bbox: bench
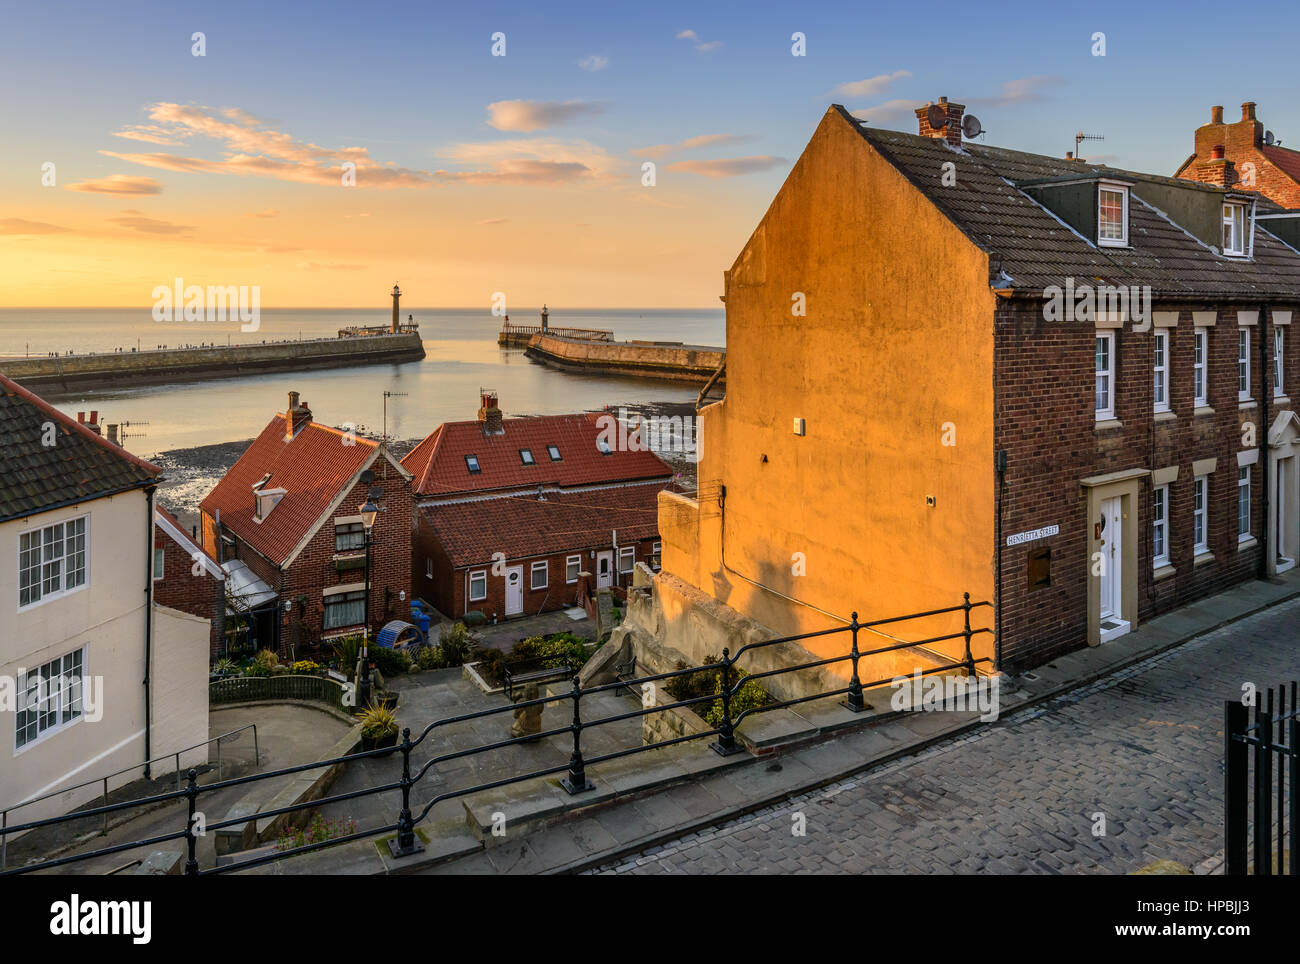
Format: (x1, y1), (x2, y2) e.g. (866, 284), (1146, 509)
(504, 663), (573, 700)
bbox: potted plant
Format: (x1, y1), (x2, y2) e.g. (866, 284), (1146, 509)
(357, 700), (400, 754)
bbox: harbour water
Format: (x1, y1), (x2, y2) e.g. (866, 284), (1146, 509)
(0, 307), (725, 457)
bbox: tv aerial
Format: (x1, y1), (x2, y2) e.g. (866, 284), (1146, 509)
(1075, 131), (1104, 159)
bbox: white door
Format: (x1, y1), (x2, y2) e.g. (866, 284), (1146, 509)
(1098, 496), (1129, 642)
(505, 565), (523, 616)
(1278, 458), (1296, 573)
(596, 551), (613, 589)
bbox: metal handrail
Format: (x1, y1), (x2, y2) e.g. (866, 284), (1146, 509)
(0, 723), (257, 870)
(0, 595), (992, 876)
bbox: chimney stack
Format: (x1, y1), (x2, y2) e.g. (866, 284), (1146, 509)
(107, 424), (119, 445)
(1242, 102), (1257, 122)
(915, 96), (966, 148)
(285, 391), (312, 440)
(477, 390), (503, 435)
(391, 283), (402, 334)
(1211, 105), (1224, 125)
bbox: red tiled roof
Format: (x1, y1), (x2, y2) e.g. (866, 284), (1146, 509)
(401, 411), (673, 498)
(199, 413), (377, 566)
(1262, 145), (1300, 191)
(421, 482), (665, 568)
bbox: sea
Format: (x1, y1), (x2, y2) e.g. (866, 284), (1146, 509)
(0, 307), (725, 458)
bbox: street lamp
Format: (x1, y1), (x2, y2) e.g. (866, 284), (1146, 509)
(358, 492), (380, 708)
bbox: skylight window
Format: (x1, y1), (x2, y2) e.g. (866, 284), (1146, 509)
(547, 444), (562, 461)
(465, 454), (480, 474)
(519, 448), (535, 465)
(1098, 184), (1128, 247)
(1223, 202), (1247, 256)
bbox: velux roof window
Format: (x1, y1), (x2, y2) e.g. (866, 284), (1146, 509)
(519, 448), (535, 466)
(547, 444), (562, 461)
(1098, 183), (1129, 247)
(465, 454), (481, 474)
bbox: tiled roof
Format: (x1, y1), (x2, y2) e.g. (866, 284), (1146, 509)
(420, 482), (665, 568)
(402, 411), (673, 498)
(1261, 145), (1300, 193)
(842, 108), (1300, 299)
(0, 374), (161, 523)
(155, 502), (224, 579)
(199, 413), (377, 566)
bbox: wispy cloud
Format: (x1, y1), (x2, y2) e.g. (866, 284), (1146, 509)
(477, 217), (509, 225)
(486, 99), (609, 132)
(243, 208), (280, 219)
(968, 75), (1066, 107)
(850, 99), (925, 125)
(665, 155), (787, 177)
(440, 137), (616, 183)
(109, 210), (192, 235)
(0, 218), (70, 235)
(577, 55), (609, 72)
(831, 71), (912, 100)
(66, 174), (163, 196)
(637, 133), (751, 159)
(676, 28), (722, 52)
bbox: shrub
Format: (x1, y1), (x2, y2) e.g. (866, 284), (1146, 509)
(211, 657), (237, 676)
(275, 813), (357, 853)
(415, 645), (445, 671)
(291, 659), (320, 673)
(331, 635), (362, 670)
(371, 645), (411, 677)
(356, 700), (398, 739)
(664, 654), (771, 728)
(508, 633), (591, 672)
(439, 622), (476, 666)
(253, 648), (279, 672)
(473, 645), (505, 684)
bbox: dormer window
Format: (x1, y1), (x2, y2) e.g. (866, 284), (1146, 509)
(1223, 202), (1247, 256)
(547, 445), (561, 461)
(253, 487), (286, 521)
(465, 454), (480, 474)
(1098, 184), (1128, 247)
(519, 448), (535, 466)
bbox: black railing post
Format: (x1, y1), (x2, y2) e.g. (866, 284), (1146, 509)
(841, 612), (868, 713)
(1224, 700), (1248, 876)
(710, 648), (740, 756)
(1290, 714), (1298, 877)
(561, 676), (592, 794)
(1254, 694), (1273, 875)
(961, 592), (975, 677)
(388, 727), (424, 858)
(183, 768), (199, 876)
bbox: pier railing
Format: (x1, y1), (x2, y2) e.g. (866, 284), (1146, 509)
(0, 594), (992, 875)
(498, 323), (613, 345)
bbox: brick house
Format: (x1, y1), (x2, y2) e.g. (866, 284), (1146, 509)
(153, 502), (226, 657)
(402, 392), (675, 621)
(200, 392), (414, 657)
(1175, 102), (1300, 209)
(651, 100), (1300, 682)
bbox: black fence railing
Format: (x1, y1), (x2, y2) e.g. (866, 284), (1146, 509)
(1, 595), (992, 876)
(1224, 682), (1299, 876)
(209, 674), (349, 712)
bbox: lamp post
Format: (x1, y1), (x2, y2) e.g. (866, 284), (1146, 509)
(358, 493), (380, 708)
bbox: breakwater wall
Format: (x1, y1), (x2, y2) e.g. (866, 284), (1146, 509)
(524, 333), (725, 383)
(0, 332), (425, 394)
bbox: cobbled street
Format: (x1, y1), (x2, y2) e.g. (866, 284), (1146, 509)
(594, 598), (1300, 875)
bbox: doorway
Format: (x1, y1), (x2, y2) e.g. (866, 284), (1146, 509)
(1097, 496), (1130, 642)
(596, 551), (613, 589)
(505, 565), (523, 616)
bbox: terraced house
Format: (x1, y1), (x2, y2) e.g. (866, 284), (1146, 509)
(649, 100), (1300, 683)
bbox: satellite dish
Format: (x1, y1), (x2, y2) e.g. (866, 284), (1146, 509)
(962, 114), (983, 139)
(927, 103), (948, 131)
(1265, 130), (1275, 146)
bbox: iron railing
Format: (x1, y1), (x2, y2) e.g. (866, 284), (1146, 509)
(210, 674), (349, 711)
(1224, 681), (1298, 875)
(1, 723), (258, 871)
(0, 595), (992, 876)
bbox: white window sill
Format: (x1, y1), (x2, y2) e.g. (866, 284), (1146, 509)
(1239, 398), (1256, 410)
(1194, 405), (1214, 417)
(1238, 536), (1258, 551)
(1154, 409), (1176, 422)
(1274, 394), (1290, 405)
(1153, 563), (1176, 581)
(1193, 550), (1215, 568)
(1094, 417), (1122, 431)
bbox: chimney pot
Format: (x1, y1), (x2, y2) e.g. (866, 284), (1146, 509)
(1211, 105), (1224, 125)
(1242, 102), (1257, 121)
(1066, 151), (1074, 160)
(1211, 144), (1226, 160)
(77, 412), (85, 423)
(284, 391), (311, 439)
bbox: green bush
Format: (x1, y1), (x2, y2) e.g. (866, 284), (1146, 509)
(439, 622), (476, 667)
(331, 635), (361, 670)
(664, 654), (771, 728)
(415, 645), (445, 671)
(371, 646), (412, 677)
(473, 645), (505, 684)
(508, 632), (591, 672)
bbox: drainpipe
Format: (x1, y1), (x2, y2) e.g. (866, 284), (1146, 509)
(994, 449), (1006, 672)
(143, 485), (156, 779)
(1259, 301), (1271, 581)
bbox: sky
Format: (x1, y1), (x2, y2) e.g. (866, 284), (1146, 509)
(2, 0), (1299, 309)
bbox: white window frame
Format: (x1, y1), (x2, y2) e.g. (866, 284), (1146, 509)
(1152, 485), (1170, 568)
(617, 546), (635, 575)
(1193, 475), (1209, 554)
(1238, 466), (1252, 542)
(530, 560), (548, 590)
(1095, 331), (1116, 420)
(1152, 330), (1169, 413)
(334, 521), (365, 552)
(1238, 327), (1251, 401)
(519, 448), (535, 466)
(1193, 327), (1208, 407)
(153, 546), (165, 580)
(18, 516), (89, 610)
(1274, 328), (1284, 397)
(468, 570), (487, 603)
(1098, 184), (1129, 247)
(15, 647), (86, 751)
(565, 554), (581, 584)
(547, 445), (562, 462)
(1223, 202), (1247, 256)
(652, 542), (662, 569)
(322, 589), (366, 630)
